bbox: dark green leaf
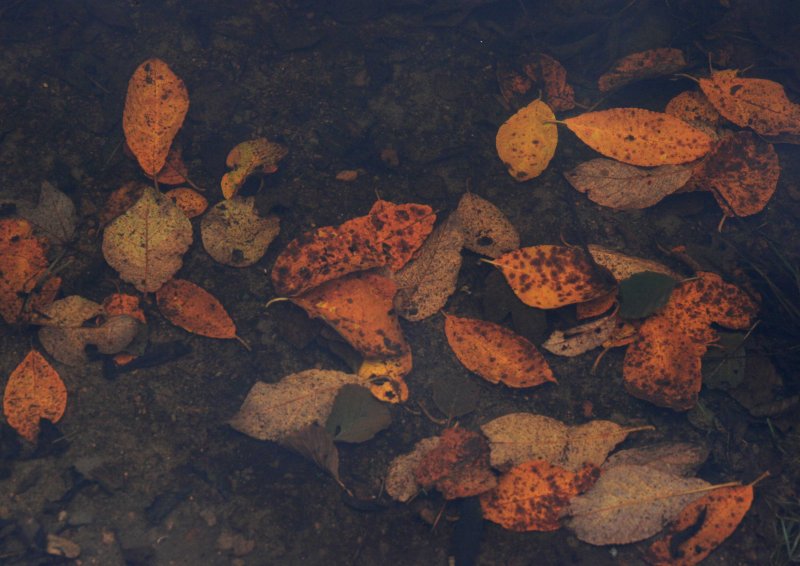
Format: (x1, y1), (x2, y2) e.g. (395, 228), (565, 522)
(618, 271), (677, 319)
(325, 385), (391, 443)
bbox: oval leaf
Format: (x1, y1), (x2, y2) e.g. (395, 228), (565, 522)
(156, 278), (238, 340)
(496, 99), (558, 181)
(3, 350), (66, 442)
(201, 197), (280, 267)
(324, 384), (391, 443)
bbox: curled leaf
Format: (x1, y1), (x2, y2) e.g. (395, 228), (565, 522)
(221, 138), (288, 199)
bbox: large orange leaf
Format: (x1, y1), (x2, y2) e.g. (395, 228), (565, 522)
(488, 245), (614, 309)
(699, 70), (800, 136)
(444, 314), (556, 388)
(496, 99), (558, 181)
(645, 484), (753, 565)
(3, 350), (66, 442)
(480, 460), (599, 532)
(123, 58), (189, 176)
(0, 218), (51, 324)
(562, 108), (713, 166)
(156, 278), (243, 343)
(291, 272), (409, 359)
(367, 200), (435, 271)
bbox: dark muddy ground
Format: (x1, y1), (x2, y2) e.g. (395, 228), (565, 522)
(1, 0), (799, 564)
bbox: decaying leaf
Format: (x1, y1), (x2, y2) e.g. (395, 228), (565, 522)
(99, 182), (145, 227)
(221, 138), (288, 199)
(432, 372), (480, 419)
(498, 53), (575, 112)
(394, 216), (464, 321)
(325, 384), (391, 443)
(480, 460), (599, 531)
(598, 48), (686, 93)
(385, 436), (441, 502)
(618, 271), (678, 319)
(567, 464), (713, 545)
(17, 182), (77, 244)
(699, 70), (800, 136)
(369, 199), (436, 271)
(496, 99), (558, 181)
(102, 187), (193, 293)
(101, 293), (147, 366)
(453, 193), (519, 258)
(542, 314), (625, 357)
(229, 369), (362, 442)
(3, 350), (67, 442)
(564, 159), (692, 209)
(123, 58), (189, 176)
(645, 483), (753, 565)
(604, 442), (709, 478)
(156, 278), (242, 342)
(38, 315), (141, 366)
(201, 197), (280, 267)
(588, 245), (681, 282)
(0, 218), (50, 324)
(665, 90), (722, 128)
(490, 245), (614, 309)
(283, 424), (342, 487)
(33, 295), (102, 327)
(165, 187), (208, 219)
(414, 427), (497, 499)
(357, 350), (412, 404)
(148, 145), (189, 185)
(563, 108), (713, 166)
(444, 314), (556, 388)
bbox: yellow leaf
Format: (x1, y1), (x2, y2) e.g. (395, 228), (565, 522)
(496, 99), (558, 181)
(221, 138), (288, 199)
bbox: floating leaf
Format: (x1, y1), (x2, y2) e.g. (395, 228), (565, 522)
(229, 369), (362, 442)
(3, 350), (66, 442)
(385, 436), (441, 502)
(38, 315), (141, 366)
(453, 193), (519, 258)
(17, 182), (77, 244)
(0, 218), (50, 324)
(699, 70), (800, 136)
(598, 48), (686, 92)
(201, 197), (280, 267)
(164, 187), (208, 218)
(444, 314), (556, 388)
(156, 278), (242, 343)
(618, 271), (678, 319)
(542, 314), (627, 357)
(480, 460), (599, 531)
(604, 442), (709, 478)
(221, 138), (288, 199)
(564, 159), (692, 209)
(496, 99), (558, 181)
(562, 108), (713, 166)
(123, 58), (189, 176)
(102, 187), (193, 293)
(325, 384), (391, 443)
(489, 245), (614, 309)
(567, 464), (713, 545)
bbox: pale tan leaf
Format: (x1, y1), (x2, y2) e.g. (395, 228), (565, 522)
(604, 442), (709, 477)
(38, 315), (141, 366)
(17, 182), (77, 244)
(453, 193), (519, 258)
(32, 296), (102, 327)
(542, 314), (621, 357)
(385, 437), (441, 502)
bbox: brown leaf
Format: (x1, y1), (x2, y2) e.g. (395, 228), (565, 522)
(542, 314), (624, 357)
(588, 245), (682, 282)
(17, 182), (77, 245)
(598, 48), (686, 92)
(665, 90), (722, 128)
(3, 350), (67, 442)
(164, 187), (208, 219)
(282, 424), (342, 486)
(385, 436), (441, 502)
(221, 138), (288, 199)
(38, 315), (141, 366)
(156, 278), (241, 341)
(453, 193), (519, 258)
(32, 295), (102, 327)
(0, 218), (50, 324)
(99, 182), (145, 227)
(201, 197), (280, 267)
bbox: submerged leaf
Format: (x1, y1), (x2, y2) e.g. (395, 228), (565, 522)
(3, 350), (67, 442)
(201, 197), (280, 267)
(453, 193), (519, 258)
(221, 138), (288, 199)
(496, 99), (558, 181)
(325, 384), (391, 443)
(618, 271), (677, 319)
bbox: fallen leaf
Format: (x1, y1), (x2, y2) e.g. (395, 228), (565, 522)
(17, 182), (77, 244)
(99, 182), (145, 227)
(604, 442), (709, 477)
(414, 427), (497, 499)
(0, 218), (50, 324)
(325, 384), (391, 443)
(453, 193), (519, 258)
(567, 464), (713, 545)
(221, 138), (288, 199)
(102, 293), (146, 366)
(563, 108), (713, 166)
(432, 372), (480, 419)
(598, 48), (686, 92)
(357, 350), (412, 404)
(38, 315), (141, 366)
(229, 369), (362, 442)
(618, 271), (678, 319)
(368, 200), (436, 271)
(575, 289), (617, 320)
(201, 197), (280, 267)
(165, 187), (208, 218)
(564, 159), (692, 209)
(444, 314), (556, 388)
(282, 424), (343, 487)
(489, 245), (614, 309)
(385, 436), (441, 502)
(123, 58), (189, 176)
(699, 70), (800, 136)
(480, 460), (599, 531)
(542, 314), (627, 357)
(588, 245), (682, 281)
(102, 186), (193, 293)
(498, 53), (575, 112)
(496, 99), (558, 181)
(665, 90), (722, 128)
(156, 278), (242, 343)
(3, 350), (66, 442)
(148, 145), (189, 185)
(33, 295), (102, 327)
(645, 484), (753, 565)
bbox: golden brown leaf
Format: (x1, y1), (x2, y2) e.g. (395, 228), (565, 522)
(148, 145), (189, 185)
(0, 218), (51, 324)
(385, 436), (441, 502)
(165, 187), (208, 218)
(3, 350), (66, 442)
(598, 48), (686, 93)
(496, 99), (558, 181)
(453, 193), (519, 258)
(201, 197), (280, 267)
(156, 278), (240, 342)
(358, 350), (412, 404)
(665, 90), (721, 127)
(102, 293), (146, 366)
(123, 58), (189, 176)
(220, 138), (288, 199)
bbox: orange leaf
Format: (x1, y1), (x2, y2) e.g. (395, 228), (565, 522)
(665, 90), (721, 127)
(699, 70), (800, 136)
(598, 48), (686, 92)
(99, 182), (145, 227)
(563, 108), (713, 166)
(292, 272), (409, 359)
(496, 99), (558, 181)
(148, 145), (189, 185)
(358, 350), (412, 404)
(164, 187), (208, 219)
(3, 350), (66, 442)
(444, 314), (556, 388)
(521, 53), (575, 112)
(367, 200), (436, 271)
(0, 218), (50, 324)
(489, 245), (614, 309)
(156, 278), (239, 341)
(123, 58), (189, 176)
(645, 484), (753, 566)
(221, 138), (288, 199)
(480, 460), (600, 532)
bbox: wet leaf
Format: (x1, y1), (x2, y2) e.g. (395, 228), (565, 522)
(282, 424), (342, 486)
(598, 48), (686, 92)
(445, 314), (556, 388)
(102, 293), (147, 366)
(567, 464), (713, 545)
(148, 145), (189, 185)
(699, 70), (800, 136)
(156, 278), (241, 342)
(480, 460), (599, 531)
(565, 159), (692, 209)
(588, 245), (681, 282)
(542, 314), (627, 357)
(498, 53), (575, 112)
(432, 372), (480, 419)
(562, 108), (713, 166)
(325, 384), (391, 443)
(221, 138), (288, 199)
(604, 442), (709, 478)
(38, 315), (141, 366)
(0, 218), (50, 324)
(229, 369), (362, 442)
(3, 350), (66, 442)
(369, 199), (436, 271)
(618, 271), (678, 319)
(489, 245), (614, 309)
(201, 197), (280, 267)
(17, 182), (77, 244)
(357, 350), (412, 404)
(453, 193), (519, 258)
(99, 182), (145, 227)
(164, 187), (208, 218)
(414, 427), (497, 500)
(702, 331), (747, 391)
(496, 99), (558, 181)
(665, 91), (722, 128)
(123, 58), (189, 175)
(102, 186), (193, 293)
(33, 295), (102, 327)
(385, 436), (441, 502)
